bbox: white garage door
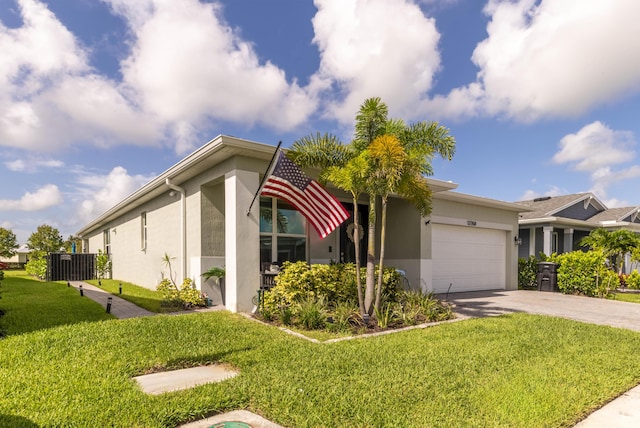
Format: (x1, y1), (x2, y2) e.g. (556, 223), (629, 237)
(432, 224), (506, 293)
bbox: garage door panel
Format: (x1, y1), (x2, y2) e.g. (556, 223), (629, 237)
(432, 224), (506, 293)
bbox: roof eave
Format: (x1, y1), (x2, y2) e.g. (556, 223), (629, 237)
(436, 191), (532, 212)
(76, 135), (277, 237)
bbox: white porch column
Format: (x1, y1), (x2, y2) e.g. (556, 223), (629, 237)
(543, 226), (553, 256)
(563, 228), (574, 253)
(528, 228), (535, 257)
(225, 169), (260, 312)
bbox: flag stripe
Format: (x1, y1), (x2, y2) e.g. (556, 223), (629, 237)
(262, 181), (330, 236)
(260, 151), (349, 239)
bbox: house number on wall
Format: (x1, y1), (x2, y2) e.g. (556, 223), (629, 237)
(467, 220), (477, 226)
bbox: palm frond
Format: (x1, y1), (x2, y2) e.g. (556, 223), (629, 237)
(288, 132), (353, 169)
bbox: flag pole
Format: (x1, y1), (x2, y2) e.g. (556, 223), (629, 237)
(246, 140), (283, 216)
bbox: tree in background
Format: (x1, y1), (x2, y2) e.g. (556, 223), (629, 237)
(0, 227), (18, 259)
(27, 225), (64, 258)
(64, 235), (83, 253)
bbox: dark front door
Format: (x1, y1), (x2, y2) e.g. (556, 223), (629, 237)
(339, 203), (368, 265)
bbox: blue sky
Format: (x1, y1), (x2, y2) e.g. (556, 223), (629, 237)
(1, 0), (640, 244)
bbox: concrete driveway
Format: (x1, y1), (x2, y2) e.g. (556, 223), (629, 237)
(444, 289), (640, 332)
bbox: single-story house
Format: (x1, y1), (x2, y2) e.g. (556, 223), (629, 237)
(76, 135), (528, 312)
(0, 244), (31, 267)
(516, 193), (640, 271)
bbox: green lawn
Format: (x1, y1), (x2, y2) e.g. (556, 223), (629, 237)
(613, 291), (640, 304)
(0, 270), (113, 336)
(85, 278), (182, 313)
(2, 273), (640, 427)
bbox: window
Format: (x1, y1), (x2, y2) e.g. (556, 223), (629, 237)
(259, 197), (307, 268)
(140, 212), (147, 251)
(103, 229), (111, 255)
(552, 232), (559, 253)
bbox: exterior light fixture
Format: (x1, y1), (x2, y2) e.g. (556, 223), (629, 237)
(79, 284), (84, 297)
(106, 297), (112, 314)
(514, 236), (522, 246)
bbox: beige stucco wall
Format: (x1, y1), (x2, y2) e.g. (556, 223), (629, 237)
(83, 191), (184, 288)
(84, 157), (267, 305)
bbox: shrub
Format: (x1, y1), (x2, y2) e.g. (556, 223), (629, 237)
(518, 256), (538, 290)
(374, 302), (395, 328)
(262, 261), (401, 316)
(294, 296), (328, 330)
(626, 270), (640, 289)
(551, 250), (616, 297)
(396, 290), (453, 323)
(25, 257), (47, 280)
(96, 250), (111, 279)
(156, 277), (204, 309)
(327, 301), (362, 332)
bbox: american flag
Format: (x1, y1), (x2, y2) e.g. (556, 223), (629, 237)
(260, 151), (350, 239)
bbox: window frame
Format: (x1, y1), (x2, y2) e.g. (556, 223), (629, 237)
(140, 211), (147, 251)
(259, 197), (308, 267)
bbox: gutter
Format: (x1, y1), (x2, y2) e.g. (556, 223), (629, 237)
(166, 178), (187, 280)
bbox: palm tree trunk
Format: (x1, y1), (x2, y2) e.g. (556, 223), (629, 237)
(374, 197), (387, 312)
(364, 193), (376, 314)
(352, 199), (365, 316)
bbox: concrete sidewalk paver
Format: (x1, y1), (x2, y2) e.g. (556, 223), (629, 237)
(574, 384), (640, 427)
(134, 365), (238, 395)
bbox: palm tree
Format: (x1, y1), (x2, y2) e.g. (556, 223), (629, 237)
(352, 98), (390, 314)
(290, 97), (456, 315)
(581, 228), (640, 274)
(368, 135), (407, 310)
(289, 133), (369, 315)
(325, 152), (370, 315)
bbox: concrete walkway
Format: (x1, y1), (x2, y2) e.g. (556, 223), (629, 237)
(69, 281), (155, 318)
(445, 290), (640, 427)
(69, 281), (223, 319)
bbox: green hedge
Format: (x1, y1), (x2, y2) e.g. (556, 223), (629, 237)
(518, 255), (538, 290)
(550, 250), (618, 297)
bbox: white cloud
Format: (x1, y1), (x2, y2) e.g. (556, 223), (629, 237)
(74, 166), (154, 224)
(0, 184), (63, 211)
(3, 0), (313, 155)
(0, 0), (160, 151)
(108, 0), (316, 153)
(5, 157), (64, 172)
(552, 121), (635, 171)
(432, 0), (640, 121)
(311, 0), (441, 123)
(552, 121), (640, 203)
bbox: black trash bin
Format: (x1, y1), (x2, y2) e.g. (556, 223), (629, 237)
(537, 262), (558, 292)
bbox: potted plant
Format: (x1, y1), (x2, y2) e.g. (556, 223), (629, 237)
(201, 267), (225, 306)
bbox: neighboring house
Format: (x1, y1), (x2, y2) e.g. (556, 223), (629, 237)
(0, 244), (31, 267)
(516, 193), (640, 271)
(76, 135), (528, 312)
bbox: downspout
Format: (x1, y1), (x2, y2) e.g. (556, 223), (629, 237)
(166, 178), (187, 281)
